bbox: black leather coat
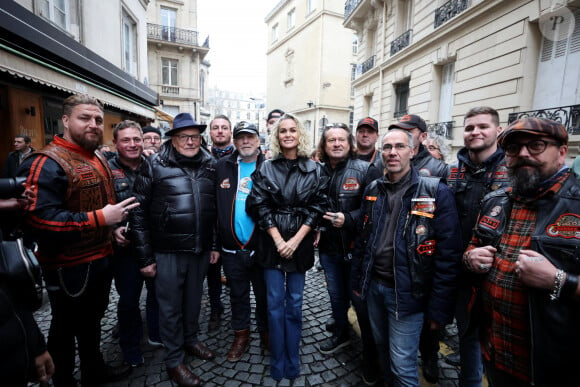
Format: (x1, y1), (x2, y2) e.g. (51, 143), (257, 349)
(319, 157), (372, 257)
(131, 143), (217, 268)
(246, 156), (328, 273)
(413, 144), (449, 179)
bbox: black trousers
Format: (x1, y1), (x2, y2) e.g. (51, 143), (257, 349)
(44, 257), (112, 387)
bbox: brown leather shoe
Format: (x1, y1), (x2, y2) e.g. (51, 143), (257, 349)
(185, 342), (215, 360)
(260, 331), (270, 352)
(167, 364), (203, 386)
(227, 329), (250, 362)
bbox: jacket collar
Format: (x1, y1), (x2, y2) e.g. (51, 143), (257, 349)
(456, 147), (505, 170)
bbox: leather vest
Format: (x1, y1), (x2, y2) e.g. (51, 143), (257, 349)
(37, 143), (115, 262)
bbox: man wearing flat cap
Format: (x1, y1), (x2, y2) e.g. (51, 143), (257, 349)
(131, 112), (218, 386)
(463, 118), (580, 386)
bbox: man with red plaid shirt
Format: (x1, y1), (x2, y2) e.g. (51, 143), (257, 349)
(464, 117), (580, 387)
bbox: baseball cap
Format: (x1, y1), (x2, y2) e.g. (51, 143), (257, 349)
(267, 109), (285, 122)
(356, 117), (379, 132)
(142, 126), (161, 136)
(498, 117), (568, 146)
(233, 121), (259, 138)
(388, 114), (427, 133)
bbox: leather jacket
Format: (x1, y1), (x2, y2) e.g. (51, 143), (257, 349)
(131, 143), (217, 268)
(413, 144), (449, 179)
(472, 171), (580, 386)
(319, 157), (372, 257)
(352, 168), (462, 325)
(246, 155), (328, 273)
(108, 155), (144, 203)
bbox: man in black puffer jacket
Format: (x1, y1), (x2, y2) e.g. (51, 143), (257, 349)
(131, 113), (218, 387)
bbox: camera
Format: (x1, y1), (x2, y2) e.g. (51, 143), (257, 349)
(0, 177), (26, 199)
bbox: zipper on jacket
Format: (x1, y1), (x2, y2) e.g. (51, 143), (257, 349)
(361, 195), (385, 297)
(393, 196), (409, 321)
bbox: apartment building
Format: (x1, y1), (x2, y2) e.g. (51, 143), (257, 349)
(146, 0), (209, 129)
(0, 0), (158, 160)
(266, 0), (357, 148)
(344, 0), (579, 156)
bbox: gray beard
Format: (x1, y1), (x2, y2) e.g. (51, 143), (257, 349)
(509, 167), (542, 197)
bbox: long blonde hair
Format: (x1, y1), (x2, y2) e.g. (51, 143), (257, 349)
(268, 113), (311, 158)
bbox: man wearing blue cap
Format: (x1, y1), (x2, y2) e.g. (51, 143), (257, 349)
(131, 112), (218, 386)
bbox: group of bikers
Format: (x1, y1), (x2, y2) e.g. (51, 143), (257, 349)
(2, 94), (579, 387)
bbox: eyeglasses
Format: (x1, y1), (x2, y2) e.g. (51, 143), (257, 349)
(175, 134), (202, 143)
(504, 139), (560, 157)
(382, 143), (410, 152)
(143, 137), (161, 143)
(426, 145), (440, 151)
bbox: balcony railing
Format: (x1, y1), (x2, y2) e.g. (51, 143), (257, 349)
(390, 29), (412, 56)
(434, 0), (469, 29)
(507, 105), (580, 135)
(147, 23), (198, 46)
(361, 55), (376, 75)
(344, 0), (362, 21)
(161, 85), (179, 96)
(427, 121), (454, 140)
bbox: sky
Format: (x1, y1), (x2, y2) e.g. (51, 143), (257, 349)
(197, 1), (281, 95)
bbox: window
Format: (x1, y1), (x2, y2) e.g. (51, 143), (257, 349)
(307, 0), (316, 14)
(162, 59), (178, 86)
(199, 71), (206, 106)
(271, 23), (279, 43)
(351, 64), (357, 96)
(352, 34), (359, 55)
(161, 7), (177, 41)
(122, 10), (138, 77)
(394, 81), (409, 118)
(287, 8), (295, 30)
(397, 0), (414, 35)
(39, 0), (69, 30)
(438, 62), (455, 122)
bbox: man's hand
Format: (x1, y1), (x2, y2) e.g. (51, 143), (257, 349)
(323, 211), (345, 228)
(516, 249), (557, 289)
(102, 197), (139, 226)
(113, 226), (130, 246)
(463, 246), (496, 273)
(35, 350), (55, 383)
(140, 263), (156, 278)
(210, 250), (220, 264)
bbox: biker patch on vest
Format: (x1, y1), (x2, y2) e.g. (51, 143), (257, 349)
(112, 169), (126, 179)
(342, 177), (360, 191)
(411, 197), (435, 218)
(490, 206), (502, 217)
(415, 225), (427, 235)
(449, 167), (465, 180)
(76, 164), (96, 181)
(418, 168), (433, 177)
(546, 214), (580, 239)
(416, 239), (436, 255)
(220, 178), (231, 189)
(479, 215), (500, 230)
(365, 195), (377, 201)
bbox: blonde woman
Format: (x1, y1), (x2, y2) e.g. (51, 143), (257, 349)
(247, 113), (328, 381)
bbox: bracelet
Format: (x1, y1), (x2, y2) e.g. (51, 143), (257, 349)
(561, 273), (579, 299)
(550, 269), (565, 301)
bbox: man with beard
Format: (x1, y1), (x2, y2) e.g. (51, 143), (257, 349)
(463, 118), (580, 386)
(446, 107), (510, 386)
(18, 94), (137, 386)
(206, 114), (234, 331)
(215, 121), (268, 362)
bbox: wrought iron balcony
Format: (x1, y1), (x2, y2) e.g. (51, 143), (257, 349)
(507, 105), (580, 135)
(390, 29), (412, 56)
(344, 0), (362, 21)
(427, 121), (454, 140)
(147, 23), (199, 46)
(434, 0), (469, 29)
(361, 55), (376, 75)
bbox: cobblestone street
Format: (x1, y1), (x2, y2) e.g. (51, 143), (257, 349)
(33, 267), (462, 386)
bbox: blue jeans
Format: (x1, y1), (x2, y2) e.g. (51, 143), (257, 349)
(367, 280), (424, 387)
(112, 248), (160, 360)
(319, 252), (351, 334)
(264, 268), (305, 381)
